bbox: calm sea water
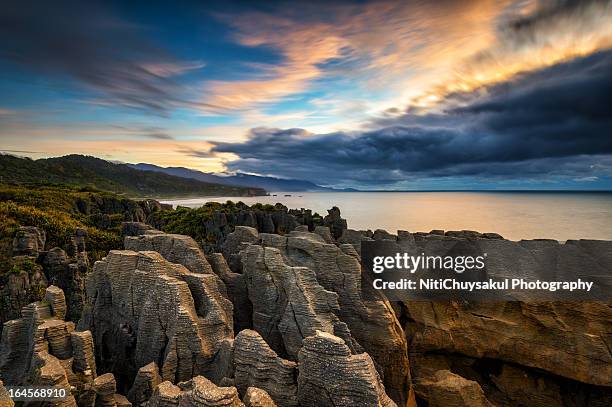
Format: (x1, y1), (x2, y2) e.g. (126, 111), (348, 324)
(161, 192), (612, 241)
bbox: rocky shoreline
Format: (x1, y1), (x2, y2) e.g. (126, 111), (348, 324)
(0, 204), (610, 407)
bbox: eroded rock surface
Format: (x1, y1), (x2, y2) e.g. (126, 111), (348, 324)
(400, 234), (612, 406)
(148, 376), (244, 407)
(241, 242), (357, 360)
(242, 229), (410, 406)
(297, 331), (396, 407)
(0, 286), (124, 407)
(78, 249), (233, 390)
(233, 329), (298, 407)
(243, 388), (277, 407)
(427, 370), (493, 407)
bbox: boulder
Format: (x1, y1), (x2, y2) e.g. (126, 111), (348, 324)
(149, 376), (244, 407)
(428, 370), (493, 407)
(322, 207), (347, 239)
(243, 388), (277, 407)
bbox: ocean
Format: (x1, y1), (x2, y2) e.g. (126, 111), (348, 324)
(161, 191), (612, 242)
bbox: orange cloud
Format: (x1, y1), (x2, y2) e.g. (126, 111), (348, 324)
(203, 0), (612, 116)
(203, 1), (504, 109)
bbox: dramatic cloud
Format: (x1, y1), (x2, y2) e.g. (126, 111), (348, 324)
(212, 50), (612, 188)
(0, 0), (212, 113)
(204, 0), (612, 114)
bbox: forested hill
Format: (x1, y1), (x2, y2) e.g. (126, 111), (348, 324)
(0, 154), (266, 197)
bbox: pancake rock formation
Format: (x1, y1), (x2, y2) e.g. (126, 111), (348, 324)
(297, 331), (396, 407)
(78, 247), (233, 390)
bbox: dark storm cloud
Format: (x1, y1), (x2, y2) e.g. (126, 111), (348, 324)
(212, 51), (612, 186)
(0, 0), (212, 114)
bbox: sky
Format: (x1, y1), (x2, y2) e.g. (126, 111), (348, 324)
(0, 0), (611, 190)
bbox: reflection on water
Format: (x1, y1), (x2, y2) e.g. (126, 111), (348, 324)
(161, 192), (612, 241)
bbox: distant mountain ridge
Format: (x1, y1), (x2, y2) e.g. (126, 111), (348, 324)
(130, 163), (355, 192)
(0, 154), (266, 197)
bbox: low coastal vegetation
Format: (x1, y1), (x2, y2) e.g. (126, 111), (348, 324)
(0, 183), (287, 275)
(0, 184), (122, 269)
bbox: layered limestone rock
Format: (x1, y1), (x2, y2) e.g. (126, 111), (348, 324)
(121, 222), (156, 237)
(241, 242), (359, 360)
(0, 286), (125, 407)
(233, 330), (298, 407)
(297, 331), (396, 407)
(124, 232), (214, 275)
(79, 249), (233, 390)
(0, 255), (48, 329)
(222, 226), (259, 273)
(243, 388), (277, 407)
(148, 381), (182, 407)
(128, 362), (162, 406)
(75, 195), (167, 230)
(1, 226), (49, 330)
(145, 203), (306, 255)
(337, 229), (373, 254)
(240, 229), (410, 406)
(403, 237), (612, 386)
(148, 376), (244, 407)
(0, 285), (73, 385)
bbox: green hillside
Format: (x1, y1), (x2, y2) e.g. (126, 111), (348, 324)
(0, 154), (266, 197)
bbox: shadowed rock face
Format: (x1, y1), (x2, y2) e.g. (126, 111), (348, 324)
(297, 331), (397, 407)
(78, 250), (233, 391)
(207, 253), (253, 333)
(243, 230), (411, 406)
